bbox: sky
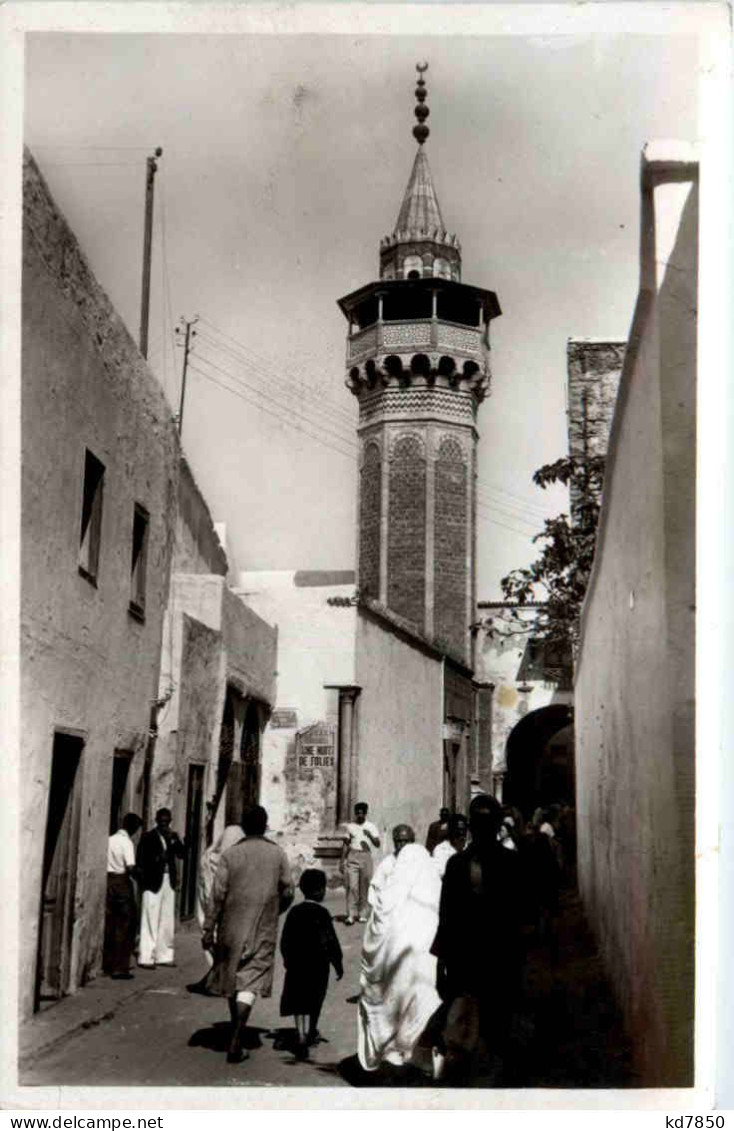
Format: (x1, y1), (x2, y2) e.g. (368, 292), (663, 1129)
(24, 29), (699, 595)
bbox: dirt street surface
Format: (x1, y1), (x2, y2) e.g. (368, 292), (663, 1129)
(20, 890), (637, 1089)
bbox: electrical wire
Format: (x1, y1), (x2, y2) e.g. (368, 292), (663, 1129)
(30, 143), (152, 150)
(187, 362), (537, 540)
(195, 341), (554, 534)
(195, 331), (357, 438)
(35, 161), (142, 168)
(192, 350), (360, 455)
(199, 317), (561, 525)
(187, 363), (357, 462)
(198, 317), (357, 426)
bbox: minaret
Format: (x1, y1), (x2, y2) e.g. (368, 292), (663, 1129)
(337, 65), (501, 666)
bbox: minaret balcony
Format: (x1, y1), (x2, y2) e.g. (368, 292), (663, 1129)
(348, 317), (486, 363)
(338, 277), (500, 366)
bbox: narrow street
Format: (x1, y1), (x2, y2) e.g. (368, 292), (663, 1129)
(21, 888), (637, 1089)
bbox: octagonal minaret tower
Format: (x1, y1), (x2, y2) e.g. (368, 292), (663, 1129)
(337, 65), (501, 666)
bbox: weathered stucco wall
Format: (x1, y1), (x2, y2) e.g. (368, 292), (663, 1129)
(575, 145), (697, 1085)
(355, 611), (443, 849)
(222, 584), (277, 708)
(236, 571), (356, 855)
(155, 574), (277, 845)
(20, 151), (180, 1018)
(173, 458), (228, 577)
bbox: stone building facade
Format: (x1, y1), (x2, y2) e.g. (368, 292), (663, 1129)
(575, 143), (697, 1084)
(20, 150), (179, 1020)
(567, 338), (625, 520)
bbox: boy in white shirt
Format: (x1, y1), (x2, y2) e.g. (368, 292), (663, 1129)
(340, 802), (380, 924)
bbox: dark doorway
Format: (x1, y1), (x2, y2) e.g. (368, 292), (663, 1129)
(504, 704), (575, 817)
(240, 700), (261, 812)
(224, 700), (262, 826)
(109, 751), (133, 834)
(179, 763), (205, 920)
(443, 741), (460, 813)
(36, 733), (84, 1010)
(211, 689), (236, 843)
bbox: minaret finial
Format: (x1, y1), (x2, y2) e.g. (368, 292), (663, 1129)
(413, 62), (430, 146)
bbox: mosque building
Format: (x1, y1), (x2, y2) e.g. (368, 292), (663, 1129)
(238, 65), (502, 864)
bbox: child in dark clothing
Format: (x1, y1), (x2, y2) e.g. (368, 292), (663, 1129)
(279, 868), (343, 1060)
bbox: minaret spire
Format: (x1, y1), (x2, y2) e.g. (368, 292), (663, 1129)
(413, 62), (430, 146)
(379, 62), (461, 282)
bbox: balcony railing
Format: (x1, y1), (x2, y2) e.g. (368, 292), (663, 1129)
(348, 318), (483, 361)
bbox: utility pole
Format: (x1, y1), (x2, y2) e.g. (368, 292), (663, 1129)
(139, 146), (163, 359)
(175, 315), (198, 436)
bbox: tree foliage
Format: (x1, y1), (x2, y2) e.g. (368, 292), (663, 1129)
(496, 453), (606, 656)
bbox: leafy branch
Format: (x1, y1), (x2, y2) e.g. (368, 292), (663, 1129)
(491, 454), (605, 659)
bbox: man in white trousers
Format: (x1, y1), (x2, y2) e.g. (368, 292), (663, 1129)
(136, 807), (185, 968)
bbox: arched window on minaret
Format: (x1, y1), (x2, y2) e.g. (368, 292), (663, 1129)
(404, 255), (423, 279)
(434, 257), (451, 280)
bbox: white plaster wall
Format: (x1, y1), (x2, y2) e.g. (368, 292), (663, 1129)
(355, 613), (444, 850)
(574, 147), (697, 1085)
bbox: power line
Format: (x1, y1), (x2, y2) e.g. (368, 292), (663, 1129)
(31, 143), (153, 151)
(475, 488), (551, 529)
(193, 350), (360, 455)
(477, 479), (557, 518)
(196, 327), (355, 424)
(476, 499), (539, 538)
(195, 331), (357, 438)
(198, 319), (567, 517)
(198, 317), (356, 426)
(187, 363), (357, 462)
(35, 161), (142, 168)
(186, 362), (538, 541)
(195, 348), (552, 533)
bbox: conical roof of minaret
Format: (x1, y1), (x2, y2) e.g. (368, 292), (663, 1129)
(394, 147), (445, 236)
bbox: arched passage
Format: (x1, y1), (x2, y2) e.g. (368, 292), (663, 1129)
(504, 703), (575, 818)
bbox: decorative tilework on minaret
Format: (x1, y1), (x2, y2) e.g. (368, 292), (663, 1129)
(337, 64), (501, 666)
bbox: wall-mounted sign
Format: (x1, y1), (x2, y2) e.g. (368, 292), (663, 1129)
(296, 722), (336, 770)
(271, 709), (298, 729)
(299, 745), (335, 769)
(443, 720), (466, 742)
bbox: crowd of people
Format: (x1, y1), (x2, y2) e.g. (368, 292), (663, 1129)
(104, 794), (575, 1083)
